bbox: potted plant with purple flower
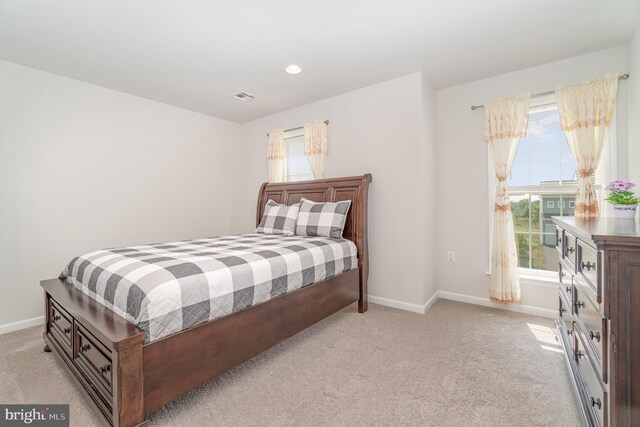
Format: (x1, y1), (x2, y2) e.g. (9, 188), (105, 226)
(605, 180), (639, 219)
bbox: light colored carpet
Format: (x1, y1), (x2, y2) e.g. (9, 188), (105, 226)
(0, 300), (581, 426)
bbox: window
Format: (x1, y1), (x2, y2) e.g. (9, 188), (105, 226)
(283, 131), (314, 182)
(489, 95), (615, 277)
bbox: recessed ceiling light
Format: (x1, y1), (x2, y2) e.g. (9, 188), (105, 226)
(285, 64), (302, 74)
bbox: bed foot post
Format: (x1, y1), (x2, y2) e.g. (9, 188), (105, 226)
(358, 267), (368, 313)
(112, 342), (145, 427)
(43, 344), (52, 353)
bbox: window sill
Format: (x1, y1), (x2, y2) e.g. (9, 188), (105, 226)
(485, 270), (558, 289)
(519, 274), (558, 289)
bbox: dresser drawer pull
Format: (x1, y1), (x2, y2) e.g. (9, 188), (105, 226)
(581, 261), (596, 271)
(559, 307), (566, 315)
(557, 236), (562, 245)
(590, 397), (602, 409)
(567, 247), (575, 254)
(589, 331), (601, 342)
(567, 329), (572, 336)
(576, 301), (585, 309)
(80, 343), (91, 353)
(63, 327), (71, 335)
(565, 286), (571, 293)
(53, 314), (61, 322)
(99, 364), (111, 375)
(576, 350), (585, 359)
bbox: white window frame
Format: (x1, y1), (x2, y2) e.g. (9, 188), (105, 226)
(283, 129), (314, 182)
(487, 93), (618, 280)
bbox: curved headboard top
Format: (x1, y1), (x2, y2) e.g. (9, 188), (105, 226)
(256, 174), (372, 270)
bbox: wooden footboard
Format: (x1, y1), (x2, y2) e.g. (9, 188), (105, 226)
(43, 269), (359, 426)
(142, 268), (359, 413)
(42, 279), (146, 427)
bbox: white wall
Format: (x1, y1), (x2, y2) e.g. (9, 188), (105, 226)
(3, 42), (636, 329)
(435, 47), (629, 311)
(0, 60), (242, 328)
(240, 73), (437, 309)
(628, 28), (640, 186)
(421, 74), (438, 305)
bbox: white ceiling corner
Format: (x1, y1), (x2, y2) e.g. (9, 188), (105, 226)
(0, 0), (638, 122)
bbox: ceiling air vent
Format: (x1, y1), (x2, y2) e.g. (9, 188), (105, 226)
(233, 92), (256, 102)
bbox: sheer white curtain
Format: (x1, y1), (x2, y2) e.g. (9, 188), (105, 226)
(486, 92), (531, 304)
(555, 74), (618, 218)
(303, 120), (328, 179)
(267, 129), (285, 183)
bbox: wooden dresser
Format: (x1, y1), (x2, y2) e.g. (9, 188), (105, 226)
(552, 216), (640, 427)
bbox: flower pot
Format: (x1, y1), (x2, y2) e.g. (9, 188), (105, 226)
(612, 204), (638, 219)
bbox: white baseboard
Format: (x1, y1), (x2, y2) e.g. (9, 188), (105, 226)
(423, 291), (439, 312)
(369, 290), (439, 315)
(438, 291), (556, 319)
(369, 295), (426, 314)
(0, 316), (44, 335)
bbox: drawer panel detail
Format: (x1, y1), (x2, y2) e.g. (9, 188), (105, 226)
(575, 330), (606, 427)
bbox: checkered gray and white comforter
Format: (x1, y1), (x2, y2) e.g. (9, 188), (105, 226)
(60, 234), (358, 343)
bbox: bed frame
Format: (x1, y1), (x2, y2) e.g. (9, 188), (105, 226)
(40, 174), (371, 427)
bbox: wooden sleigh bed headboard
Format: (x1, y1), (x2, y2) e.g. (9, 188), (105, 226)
(256, 174), (372, 311)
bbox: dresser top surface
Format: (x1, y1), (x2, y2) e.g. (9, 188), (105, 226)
(553, 216), (640, 246)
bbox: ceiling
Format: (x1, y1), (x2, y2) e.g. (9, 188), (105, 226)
(1, 1), (639, 123)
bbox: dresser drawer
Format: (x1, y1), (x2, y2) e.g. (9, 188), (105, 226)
(577, 240), (601, 302)
(559, 263), (573, 306)
(559, 293), (575, 351)
(560, 292), (573, 325)
(564, 231), (577, 269)
(574, 285), (605, 371)
(575, 330), (607, 427)
(555, 226), (564, 256)
(75, 325), (113, 401)
(49, 300), (73, 356)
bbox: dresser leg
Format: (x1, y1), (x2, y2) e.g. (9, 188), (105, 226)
(43, 344), (51, 353)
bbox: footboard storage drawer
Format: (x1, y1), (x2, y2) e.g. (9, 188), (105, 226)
(41, 280), (146, 427)
(49, 300), (73, 356)
(75, 326), (113, 399)
(44, 295), (114, 422)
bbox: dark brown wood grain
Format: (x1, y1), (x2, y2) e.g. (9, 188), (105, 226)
(554, 217), (640, 427)
(113, 342), (145, 427)
(41, 174), (372, 427)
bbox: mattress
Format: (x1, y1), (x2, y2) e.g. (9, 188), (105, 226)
(60, 233), (357, 343)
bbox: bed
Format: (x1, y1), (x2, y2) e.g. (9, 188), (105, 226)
(40, 174), (371, 427)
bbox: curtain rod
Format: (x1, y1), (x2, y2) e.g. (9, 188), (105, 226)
(470, 73), (630, 111)
(267, 120), (329, 136)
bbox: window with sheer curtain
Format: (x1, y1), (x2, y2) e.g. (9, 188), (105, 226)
(498, 95), (615, 277)
(284, 132), (314, 182)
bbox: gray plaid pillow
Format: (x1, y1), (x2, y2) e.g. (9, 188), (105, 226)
(256, 200), (299, 235)
(295, 198), (351, 238)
